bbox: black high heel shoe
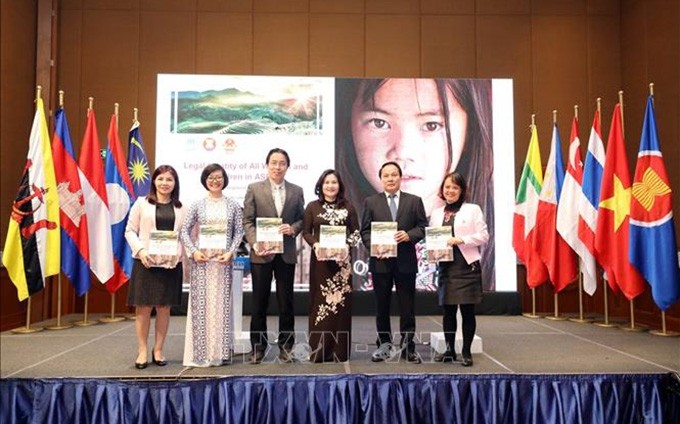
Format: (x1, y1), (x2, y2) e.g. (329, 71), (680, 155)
(461, 355), (473, 367)
(135, 353), (148, 369)
(152, 351), (167, 366)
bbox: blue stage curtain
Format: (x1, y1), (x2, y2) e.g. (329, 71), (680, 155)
(1, 373), (678, 423)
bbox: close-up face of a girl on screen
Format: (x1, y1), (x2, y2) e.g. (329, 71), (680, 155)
(350, 78), (468, 214)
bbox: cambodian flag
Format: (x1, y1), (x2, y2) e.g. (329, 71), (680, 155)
(104, 114), (135, 293)
(629, 96), (680, 311)
(51, 106), (91, 295)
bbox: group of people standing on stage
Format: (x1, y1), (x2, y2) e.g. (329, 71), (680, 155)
(124, 77), (493, 369)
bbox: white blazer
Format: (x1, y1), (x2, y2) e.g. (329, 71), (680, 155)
(125, 197), (187, 259)
(429, 202), (489, 264)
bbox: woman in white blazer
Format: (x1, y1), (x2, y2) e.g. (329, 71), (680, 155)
(125, 165), (186, 369)
(429, 172), (489, 366)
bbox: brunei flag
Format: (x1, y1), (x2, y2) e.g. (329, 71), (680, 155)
(2, 97), (61, 301)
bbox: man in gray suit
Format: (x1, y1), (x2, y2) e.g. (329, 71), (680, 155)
(361, 161), (427, 364)
(243, 148), (305, 364)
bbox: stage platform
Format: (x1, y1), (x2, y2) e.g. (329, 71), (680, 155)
(2, 314), (678, 378)
(2, 315), (679, 423)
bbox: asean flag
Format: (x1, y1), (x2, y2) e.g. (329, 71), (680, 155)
(629, 95), (680, 311)
(104, 114), (135, 293)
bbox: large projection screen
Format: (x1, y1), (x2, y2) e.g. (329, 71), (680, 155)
(156, 75), (515, 292)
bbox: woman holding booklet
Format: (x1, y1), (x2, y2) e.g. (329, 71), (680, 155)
(428, 172), (488, 366)
(302, 169), (361, 362)
(125, 165), (186, 370)
(180, 163), (244, 367)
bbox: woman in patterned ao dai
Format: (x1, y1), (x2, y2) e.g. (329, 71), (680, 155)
(302, 170), (361, 362)
(180, 164), (244, 367)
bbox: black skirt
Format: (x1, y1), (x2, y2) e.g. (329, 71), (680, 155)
(126, 259), (183, 306)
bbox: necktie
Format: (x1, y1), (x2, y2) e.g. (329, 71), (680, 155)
(388, 194), (397, 221)
(274, 186), (284, 217)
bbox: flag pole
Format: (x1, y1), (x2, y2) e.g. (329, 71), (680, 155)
(12, 86), (48, 334)
(125, 107), (140, 322)
(545, 110), (567, 321)
(592, 97), (618, 328)
(100, 102), (127, 324)
(615, 91), (646, 333)
(522, 114), (542, 319)
(73, 97), (100, 327)
(569, 105), (593, 324)
(46, 91), (74, 331)
(11, 297), (45, 334)
(642, 83), (680, 337)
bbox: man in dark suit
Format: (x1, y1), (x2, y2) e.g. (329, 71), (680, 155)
(360, 161), (427, 364)
(243, 148), (305, 364)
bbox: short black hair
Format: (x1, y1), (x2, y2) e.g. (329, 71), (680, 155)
(266, 148), (290, 167)
(379, 161), (402, 178)
(314, 169), (346, 205)
(200, 163), (229, 190)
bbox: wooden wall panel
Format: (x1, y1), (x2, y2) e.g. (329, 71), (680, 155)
(311, 0), (364, 14)
(198, 0), (253, 12)
(365, 15), (420, 76)
(253, 14), (309, 75)
(421, 15), (476, 77)
(421, 0), (475, 15)
(254, 0), (308, 13)
(532, 16), (588, 139)
(141, 0), (196, 12)
(138, 11), (197, 163)
(0, 0), (41, 332)
(366, 0), (419, 15)
(196, 12), (253, 75)
(81, 9), (139, 136)
(86, 0), (139, 10)
(1, 0), (679, 329)
(477, 15), (532, 180)
(588, 0), (619, 15)
(477, 0), (530, 15)
(532, 0), (586, 15)
(310, 14), (365, 76)
(585, 14), (620, 127)
(56, 9), (84, 148)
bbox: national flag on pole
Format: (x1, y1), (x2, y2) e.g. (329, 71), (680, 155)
(513, 124), (549, 287)
(579, 109), (605, 273)
(556, 115), (598, 295)
(104, 114), (135, 293)
(629, 95), (680, 311)
(127, 120), (151, 198)
(2, 97), (60, 301)
(51, 106), (91, 296)
(78, 108), (114, 284)
(533, 122), (577, 292)
(594, 103), (645, 300)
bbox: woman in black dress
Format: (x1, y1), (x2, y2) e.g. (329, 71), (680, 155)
(429, 172), (489, 366)
(125, 165), (185, 369)
(302, 169), (361, 362)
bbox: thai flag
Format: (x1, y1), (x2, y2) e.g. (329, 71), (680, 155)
(104, 114), (135, 293)
(579, 110), (605, 264)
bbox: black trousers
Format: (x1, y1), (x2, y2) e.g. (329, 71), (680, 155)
(372, 270), (416, 352)
(250, 255), (295, 352)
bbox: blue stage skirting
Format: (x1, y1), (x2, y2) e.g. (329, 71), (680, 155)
(2, 373), (679, 423)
